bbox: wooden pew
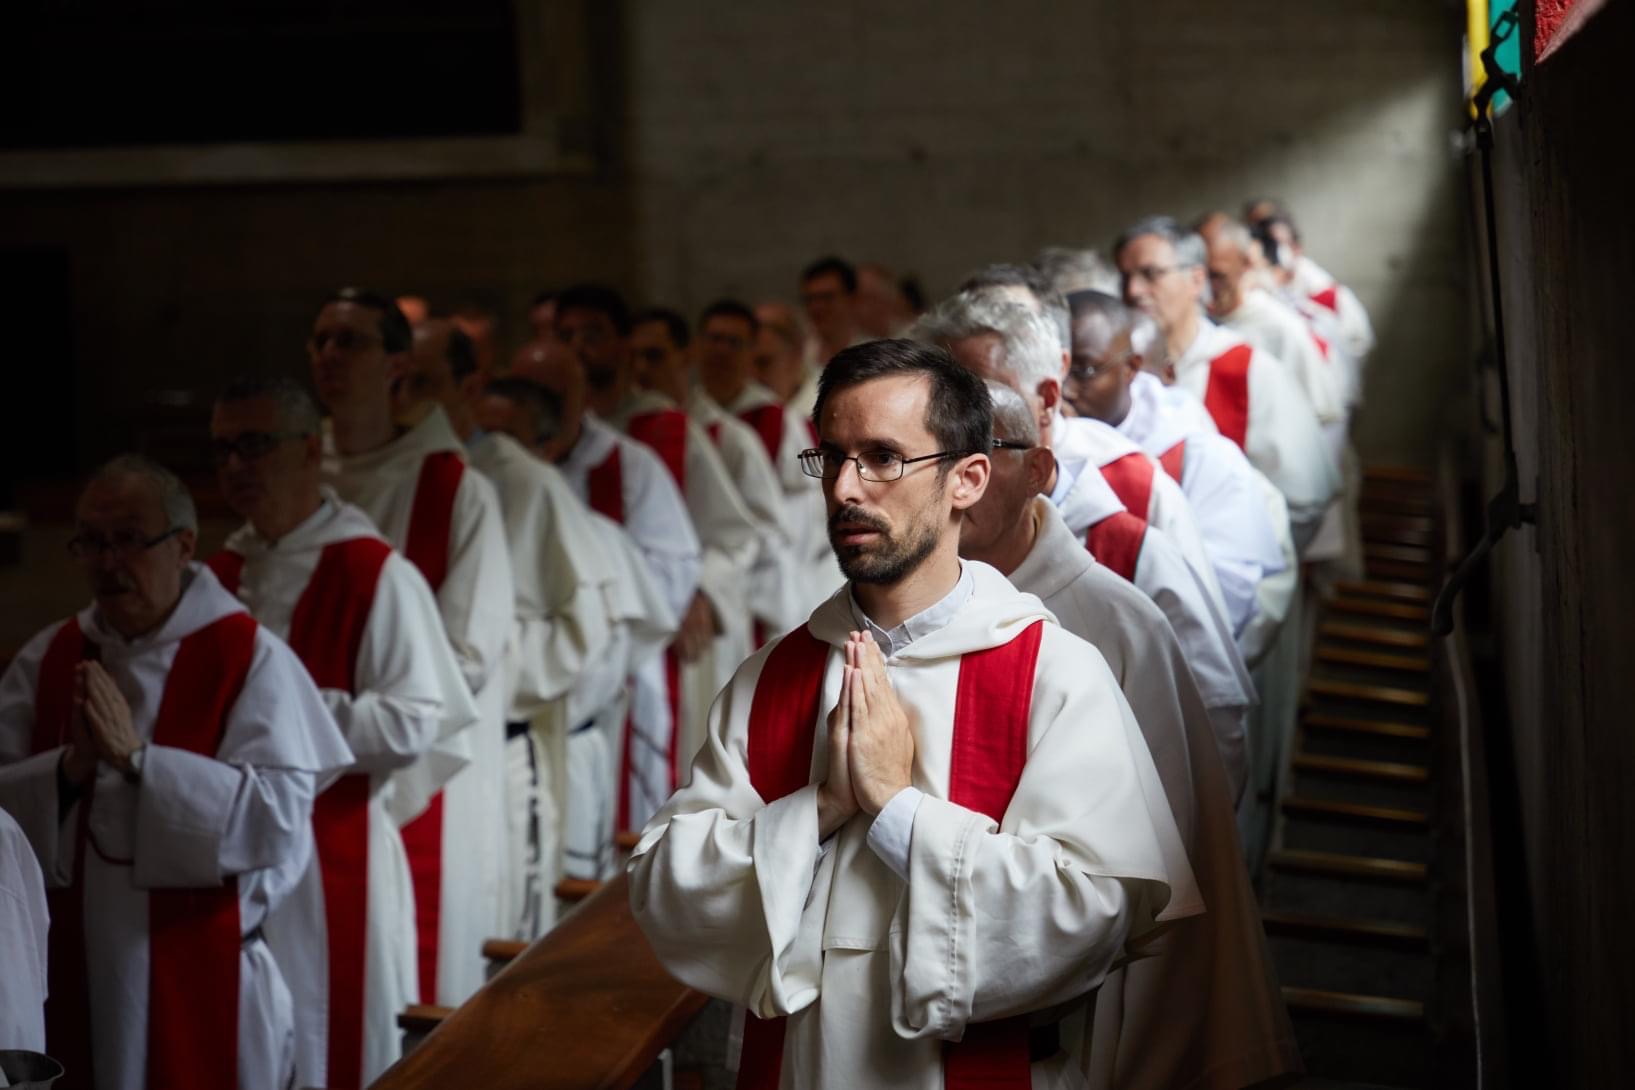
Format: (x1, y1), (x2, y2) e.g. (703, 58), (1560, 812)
(374, 873), (707, 1090)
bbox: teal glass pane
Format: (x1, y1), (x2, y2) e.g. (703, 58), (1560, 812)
(1488, 0), (1521, 114)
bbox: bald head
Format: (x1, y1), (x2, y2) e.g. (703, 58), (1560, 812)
(1196, 212), (1257, 319)
(510, 339), (587, 459)
(400, 318), (482, 436)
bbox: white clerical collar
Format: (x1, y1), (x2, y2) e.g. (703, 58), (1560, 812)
(848, 562), (974, 659)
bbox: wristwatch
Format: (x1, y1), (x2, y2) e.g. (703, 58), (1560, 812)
(122, 744), (147, 785)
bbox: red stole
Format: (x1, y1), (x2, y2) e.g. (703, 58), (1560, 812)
(1309, 285), (1339, 313)
(738, 403), (786, 465)
(34, 611), (258, 1090)
(212, 539), (391, 1089)
(399, 450), (466, 1005)
(736, 621), (1046, 1090)
(1085, 512), (1148, 584)
(1158, 441), (1186, 485)
(627, 408), (689, 493)
(1097, 452), (1156, 524)
(1203, 344), (1252, 451)
(588, 446), (624, 522)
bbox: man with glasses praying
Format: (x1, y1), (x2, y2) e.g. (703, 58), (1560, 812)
(311, 286), (514, 1009)
(0, 453), (351, 1090)
(205, 375), (477, 1089)
(632, 339), (1198, 1090)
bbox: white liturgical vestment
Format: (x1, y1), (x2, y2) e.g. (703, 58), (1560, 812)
(324, 404), (514, 1007)
(1290, 254), (1376, 367)
(1004, 499), (1300, 1088)
(1220, 288), (1344, 426)
(0, 565), (352, 1090)
(630, 562), (1200, 1090)
(210, 493), (476, 1089)
(1, 806), (48, 1052)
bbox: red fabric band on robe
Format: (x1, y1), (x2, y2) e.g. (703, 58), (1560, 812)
(1086, 511), (1148, 584)
(1098, 452), (1156, 524)
(1158, 441), (1186, 485)
(739, 404), (786, 465)
(588, 446), (624, 522)
(206, 549), (245, 594)
(1311, 330), (1331, 361)
(943, 620), (1046, 1090)
(289, 538), (391, 1088)
(1203, 344), (1252, 451)
(627, 409), (689, 493)
(1309, 286), (1339, 313)
(400, 451), (465, 1005)
(706, 421), (723, 446)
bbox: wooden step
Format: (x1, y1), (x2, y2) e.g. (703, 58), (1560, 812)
(1363, 542), (1432, 564)
(482, 938), (528, 964)
(555, 878), (603, 903)
(398, 1003), (454, 1034)
(1293, 752), (1429, 784)
(1262, 910), (1430, 951)
(1360, 493), (1433, 516)
(1319, 621), (1429, 650)
(1282, 796), (1430, 830)
(1303, 713), (1430, 743)
(1361, 526), (1434, 548)
(1362, 464), (1432, 485)
(1314, 644), (1430, 674)
(1366, 559), (1435, 583)
(1268, 847), (1428, 884)
(1307, 678), (1429, 709)
(1282, 986), (1426, 1023)
(1326, 596), (1430, 624)
(1331, 579), (1431, 604)
(615, 830), (642, 851)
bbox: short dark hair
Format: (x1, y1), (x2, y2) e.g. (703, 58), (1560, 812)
(698, 298), (758, 336)
(215, 373), (322, 434)
(484, 376), (563, 444)
(632, 307), (691, 349)
(529, 289), (558, 308)
(445, 326), (479, 381)
(555, 283), (631, 335)
(812, 339), (992, 468)
(801, 256), (857, 294)
(325, 287), (412, 353)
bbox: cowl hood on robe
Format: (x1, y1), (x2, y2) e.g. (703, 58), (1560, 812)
(1116, 372), (1219, 457)
(1053, 449), (1128, 534)
(325, 404), (465, 505)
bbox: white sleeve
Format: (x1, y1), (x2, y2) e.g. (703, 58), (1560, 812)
(1245, 351), (1339, 521)
(620, 442), (703, 622)
(437, 471), (515, 700)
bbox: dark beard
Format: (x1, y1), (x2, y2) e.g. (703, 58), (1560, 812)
(830, 503), (941, 586)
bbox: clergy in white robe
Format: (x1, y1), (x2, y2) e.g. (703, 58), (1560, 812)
(632, 342), (1198, 1089)
(0, 456), (352, 1090)
(1064, 292), (1291, 647)
(312, 290), (514, 1007)
(0, 806), (48, 1053)
(962, 470), (1298, 1085)
(1114, 217), (1339, 551)
(207, 374), (479, 1088)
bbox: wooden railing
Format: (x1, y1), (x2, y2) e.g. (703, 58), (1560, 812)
(372, 873), (707, 1090)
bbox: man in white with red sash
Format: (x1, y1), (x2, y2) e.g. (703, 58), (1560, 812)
(311, 288), (514, 1008)
(916, 294), (1254, 781)
(205, 377), (477, 1087)
(0, 455), (351, 1090)
(1246, 199), (1377, 368)
(1114, 216), (1339, 552)
(1064, 290), (1292, 655)
(631, 340), (1198, 1090)
(1, 806), (48, 1052)
(560, 285), (763, 821)
(961, 381), (1298, 1086)
(512, 333), (705, 837)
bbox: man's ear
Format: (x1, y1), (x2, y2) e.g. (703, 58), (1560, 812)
(1036, 377), (1061, 420)
(301, 432), (323, 469)
(1184, 265), (1207, 302)
(1125, 353), (1145, 387)
(949, 453), (990, 512)
(1023, 447), (1054, 497)
(384, 351), (409, 396)
(175, 528), (197, 566)
(459, 370), (487, 407)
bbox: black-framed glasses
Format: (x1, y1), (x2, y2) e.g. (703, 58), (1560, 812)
(67, 526), (184, 562)
(798, 447), (972, 483)
(991, 439), (1033, 453)
(209, 431), (310, 466)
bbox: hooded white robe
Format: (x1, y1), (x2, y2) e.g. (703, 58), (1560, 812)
(324, 405), (514, 1006)
(212, 493), (475, 1088)
(1004, 499), (1300, 1089)
(1, 806), (48, 1052)
(1220, 288), (1345, 426)
(631, 562), (1200, 1090)
(0, 565), (352, 1090)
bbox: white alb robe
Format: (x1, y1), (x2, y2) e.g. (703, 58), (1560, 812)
(325, 404), (514, 1006)
(1004, 501), (1298, 1087)
(1290, 254), (1376, 367)
(0, 565), (352, 1090)
(1221, 288), (1345, 425)
(1051, 449), (1255, 772)
(1, 806), (48, 1052)
(631, 563), (1200, 1090)
(1114, 372), (1289, 642)
(1170, 318), (1339, 546)
(214, 494), (474, 1088)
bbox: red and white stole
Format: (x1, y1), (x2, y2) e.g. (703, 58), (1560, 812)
(1097, 452), (1156, 524)
(735, 621), (1047, 1090)
(627, 408), (689, 493)
(1309, 285), (1339, 314)
(738, 403), (786, 465)
(33, 611), (258, 1090)
(212, 538), (391, 1089)
(1158, 440), (1186, 485)
(1203, 344), (1252, 451)
(1084, 512), (1148, 584)
(584, 442), (685, 833)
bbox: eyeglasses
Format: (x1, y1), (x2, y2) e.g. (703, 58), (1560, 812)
(308, 328), (382, 354)
(209, 431), (310, 466)
(1066, 351), (1134, 383)
(798, 447), (971, 482)
(68, 526), (184, 562)
(1122, 265), (1178, 285)
(991, 439), (1033, 453)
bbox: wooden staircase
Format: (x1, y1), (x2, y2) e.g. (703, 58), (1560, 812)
(1260, 466), (1446, 1088)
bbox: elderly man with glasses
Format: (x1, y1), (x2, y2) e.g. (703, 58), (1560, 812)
(0, 453), (351, 1090)
(205, 374), (477, 1089)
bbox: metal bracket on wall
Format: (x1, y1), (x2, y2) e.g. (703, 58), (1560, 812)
(1432, 12), (1534, 637)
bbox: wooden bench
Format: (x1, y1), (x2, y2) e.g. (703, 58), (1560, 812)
(374, 873), (707, 1090)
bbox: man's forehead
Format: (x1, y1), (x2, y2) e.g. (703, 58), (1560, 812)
(820, 373), (933, 440)
(557, 306), (613, 330)
(1119, 234), (1173, 266)
(77, 473), (162, 524)
(210, 396), (280, 431)
(630, 321), (677, 351)
(315, 300), (377, 329)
